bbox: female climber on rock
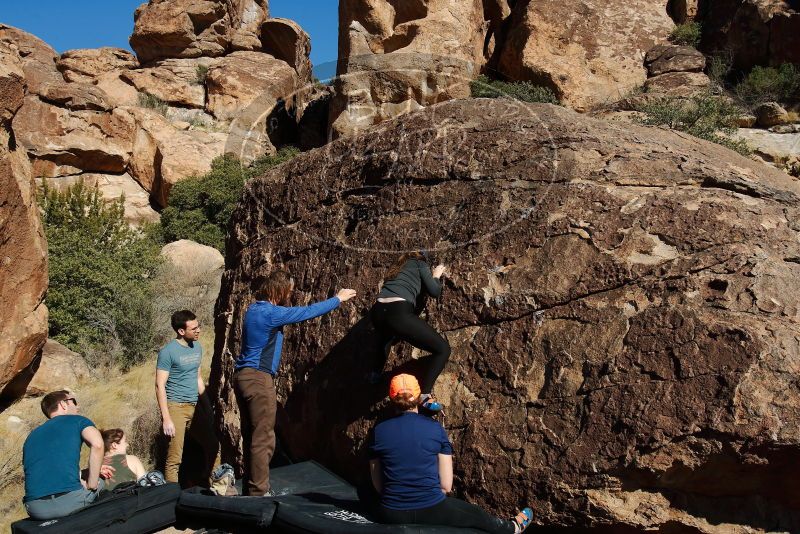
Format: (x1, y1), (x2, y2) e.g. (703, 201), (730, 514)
(370, 252), (450, 412)
(370, 374), (533, 533)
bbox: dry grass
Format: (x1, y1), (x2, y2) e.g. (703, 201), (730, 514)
(0, 331), (214, 531)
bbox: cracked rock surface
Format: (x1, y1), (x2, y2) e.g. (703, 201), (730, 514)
(211, 98), (800, 532)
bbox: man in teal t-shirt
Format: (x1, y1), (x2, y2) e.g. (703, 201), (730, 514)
(23, 390), (106, 519)
(156, 309), (219, 484)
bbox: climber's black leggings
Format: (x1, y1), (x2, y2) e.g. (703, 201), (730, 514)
(379, 497), (516, 534)
(370, 300), (451, 394)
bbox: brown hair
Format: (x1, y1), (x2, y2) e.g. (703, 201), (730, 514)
(101, 428), (125, 454)
(170, 309), (196, 333)
(254, 270), (294, 304)
(40, 390), (70, 417)
(385, 252), (425, 282)
(391, 391), (421, 412)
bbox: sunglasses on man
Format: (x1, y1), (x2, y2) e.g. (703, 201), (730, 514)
(63, 397), (78, 406)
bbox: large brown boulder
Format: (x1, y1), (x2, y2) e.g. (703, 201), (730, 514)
(56, 48), (139, 83)
(0, 43), (48, 401)
(645, 44), (706, 76)
(25, 340), (90, 397)
(700, 0), (800, 71)
(129, 0), (269, 65)
(205, 51), (297, 120)
(329, 0), (486, 138)
(211, 99), (800, 532)
(495, 0), (674, 111)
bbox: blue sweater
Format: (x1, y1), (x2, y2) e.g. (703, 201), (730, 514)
(235, 297), (340, 375)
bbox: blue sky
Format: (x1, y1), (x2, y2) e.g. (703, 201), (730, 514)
(0, 0), (338, 75)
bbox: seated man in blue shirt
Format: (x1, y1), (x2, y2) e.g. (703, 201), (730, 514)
(234, 269), (356, 496)
(23, 390), (107, 520)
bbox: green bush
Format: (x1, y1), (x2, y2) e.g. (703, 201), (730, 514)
(669, 22), (702, 47)
(138, 92), (168, 116)
(707, 51), (733, 90)
(40, 180), (162, 369)
(470, 75), (559, 104)
(635, 93), (751, 156)
(160, 147), (300, 251)
(734, 63), (800, 107)
(195, 65), (209, 85)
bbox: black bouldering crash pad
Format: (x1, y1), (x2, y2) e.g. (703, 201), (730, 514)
(177, 461), (485, 533)
(11, 483), (181, 534)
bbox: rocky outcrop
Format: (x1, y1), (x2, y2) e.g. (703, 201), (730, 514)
(129, 0), (269, 65)
(329, 0), (486, 138)
(699, 0), (800, 71)
(495, 0), (674, 111)
(13, 95), (135, 178)
(0, 40), (48, 402)
(3, 15), (312, 213)
(211, 99), (800, 532)
(260, 18), (312, 85)
(122, 106), (228, 207)
(25, 340), (90, 397)
(0, 24), (62, 95)
(121, 58), (212, 108)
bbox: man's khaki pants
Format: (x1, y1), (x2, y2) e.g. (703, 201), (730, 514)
(233, 368), (277, 496)
(165, 400), (220, 484)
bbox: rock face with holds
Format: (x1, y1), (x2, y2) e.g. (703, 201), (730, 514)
(0, 35), (48, 401)
(211, 98), (800, 532)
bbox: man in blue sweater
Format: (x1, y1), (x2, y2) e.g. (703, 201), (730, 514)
(234, 270), (356, 496)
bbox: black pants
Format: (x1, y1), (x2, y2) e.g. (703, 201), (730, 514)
(379, 497), (515, 534)
(370, 300), (451, 394)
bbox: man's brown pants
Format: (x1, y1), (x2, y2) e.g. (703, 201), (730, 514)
(165, 400), (220, 485)
(233, 367), (277, 496)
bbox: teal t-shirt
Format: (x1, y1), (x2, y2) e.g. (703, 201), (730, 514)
(23, 415), (94, 502)
(157, 339), (202, 403)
